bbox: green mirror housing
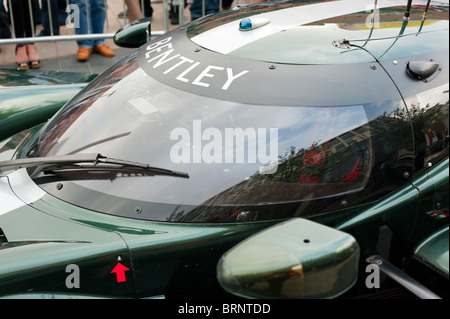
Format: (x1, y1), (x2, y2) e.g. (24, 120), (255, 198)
(113, 18), (151, 48)
(217, 218), (360, 299)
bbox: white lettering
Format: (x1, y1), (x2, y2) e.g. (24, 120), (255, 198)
(147, 49), (182, 69)
(170, 127), (191, 163)
(146, 37), (172, 51)
(163, 56), (194, 75)
(192, 120), (202, 164)
(225, 127), (256, 164)
(365, 264), (380, 289)
(144, 38), (249, 91)
(222, 304), (271, 314)
(176, 62), (201, 83)
(169, 121), (278, 173)
(193, 65), (224, 88)
(65, 264), (80, 289)
(202, 127), (223, 164)
(145, 43), (172, 59)
(258, 128), (279, 166)
(178, 303), (212, 316)
(223, 68), (249, 90)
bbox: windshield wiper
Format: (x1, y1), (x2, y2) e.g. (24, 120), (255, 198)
(0, 153), (189, 179)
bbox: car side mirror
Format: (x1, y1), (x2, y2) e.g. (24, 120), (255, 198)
(217, 218), (360, 299)
(114, 18), (151, 48)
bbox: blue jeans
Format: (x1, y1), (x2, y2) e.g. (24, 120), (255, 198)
(189, 0), (219, 20)
(71, 0), (106, 48)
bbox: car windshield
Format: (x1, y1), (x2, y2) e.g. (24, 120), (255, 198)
(30, 48), (413, 223)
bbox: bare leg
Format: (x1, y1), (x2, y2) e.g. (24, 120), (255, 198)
(15, 44), (29, 69)
(125, 0), (143, 22)
(26, 44), (40, 69)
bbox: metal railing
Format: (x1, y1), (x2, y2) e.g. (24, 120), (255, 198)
(0, 0), (234, 45)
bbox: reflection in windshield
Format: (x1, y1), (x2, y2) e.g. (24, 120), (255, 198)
(32, 50), (418, 223)
(35, 52), (140, 158)
(223, 3), (449, 64)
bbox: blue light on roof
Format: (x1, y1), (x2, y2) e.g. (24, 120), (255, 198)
(239, 17), (270, 32)
(239, 18), (252, 31)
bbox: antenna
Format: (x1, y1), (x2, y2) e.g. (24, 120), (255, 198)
(417, 0), (432, 33)
(404, 0), (413, 21)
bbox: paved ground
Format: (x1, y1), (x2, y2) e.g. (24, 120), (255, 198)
(0, 0), (194, 74)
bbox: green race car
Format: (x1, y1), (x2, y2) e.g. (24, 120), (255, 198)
(0, 0), (448, 300)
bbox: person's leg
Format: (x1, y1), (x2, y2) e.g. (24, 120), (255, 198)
(26, 43), (40, 69)
(22, 0), (38, 38)
(40, 0), (60, 36)
(15, 44), (29, 69)
(90, 0), (115, 57)
(143, 0), (153, 19)
(90, 0), (106, 46)
(71, 0), (94, 61)
(21, 0), (40, 68)
(10, 0), (29, 69)
(125, 0), (143, 22)
(72, 0), (93, 48)
(205, 0), (219, 15)
(0, 2), (11, 39)
(10, 0), (26, 38)
(190, 0), (219, 21)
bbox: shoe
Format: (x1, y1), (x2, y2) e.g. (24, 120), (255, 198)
(77, 46), (91, 61)
(15, 45), (30, 70)
(26, 44), (40, 69)
(16, 61), (30, 70)
(93, 43), (115, 57)
(118, 10), (128, 19)
(29, 60), (41, 69)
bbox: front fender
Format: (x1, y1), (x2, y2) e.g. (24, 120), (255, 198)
(0, 84), (87, 141)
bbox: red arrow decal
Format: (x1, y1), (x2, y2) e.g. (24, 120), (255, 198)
(111, 263), (130, 283)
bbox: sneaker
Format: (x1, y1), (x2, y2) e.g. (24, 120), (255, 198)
(77, 46), (91, 62)
(93, 43), (115, 57)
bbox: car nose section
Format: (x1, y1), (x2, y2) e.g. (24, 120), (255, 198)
(217, 218), (360, 299)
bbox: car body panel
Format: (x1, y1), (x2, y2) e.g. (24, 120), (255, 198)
(217, 218), (360, 299)
(0, 186), (134, 297)
(0, 69), (96, 141)
(336, 158), (448, 259)
(1, 166), (278, 298)
(414, 226), (449, 279)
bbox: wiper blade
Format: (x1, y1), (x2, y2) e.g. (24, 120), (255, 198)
(0, 153), (189, 178)
(0, 153), (100, 172)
